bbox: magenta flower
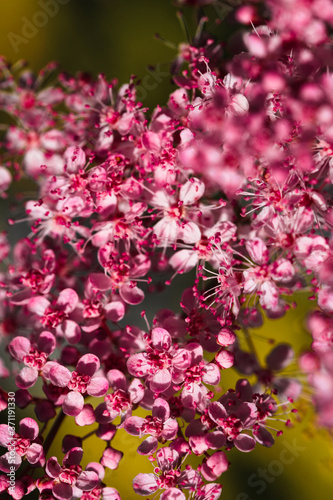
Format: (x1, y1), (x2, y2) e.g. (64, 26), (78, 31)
(46, 354), (109, 416)
(8, 331), (56, 389)
(127, 328), (192, 393)
(78, 462), (121, 500)
(79, 276), (126, 332)
(132, 447), (201, 498)
(150, 177), (205, 247)
(44, 447), (99, 500)
(28, 288), (81, 344)
(243, 238), (295, 312)
(207, 379), (277, 452)
(124, 398), (178, 455)
(97, 369), (144, 423)
(91, 248), (151, 305)
(0, 418), (44, 472)
(172, 343), (221, 410)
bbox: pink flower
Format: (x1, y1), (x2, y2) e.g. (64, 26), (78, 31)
(43, 447), (99, 500)
(28, 288), (81, 344)
(8, 331), (56, 389)
(132, 447), (201, 498)
(97, 369), (144, 423)
(150, 177), (205, 247)
(207, 379), (277, 452)
(243, 238), (295, 312)
(172, 343), (221, 410)
(124, 398), (178, 455)
(0, 418), (44, 472)
(93, 248), (151, 305)
(46, 354), (109, 416)
(127, 328), (191, 394)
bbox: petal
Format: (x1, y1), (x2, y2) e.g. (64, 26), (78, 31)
(246, 238), (268, 265)
(100, 447), (123, 470)
(26, 443), (44, 464)
(53, 482), (73, 500)
(19, 418), (39, 440)
(63, 392), (84, 417)
(203, 364), (221, 385)
(127, 353), (150, 377)
(179, 221), (201, 244)
(162, 418), (178, 441)
(197, 484), (222, 500)
(124, 416), (144, 436)
(0, 451), (21, 472)
(16, 367), (38, 389)
(152, 398), (170, 421)
(76, 354), (100, 376)
(119, 283), (144, 305)
(104, 301), (125, 322)
(38, 331), (56, 355)
(186, 343), (203, 366)
(151, 328), (171, 352)
(57, 288), (78, 313)
(86, 461), (105, 481)
(76, 470), (99, 491)
(95, 423), (117, 441)
(62, 320), (81, 344)
(172, 349), (191, 371)
(189, 434), (209, 455)
(130, 254), (151, 278)
(253, 426), (275, 447)
(49, 364), (71, 387)
(8, 337), (31, 362)
(137, 436), (158, 456)
(62, 435), (83, 454)
(153, 218), (178, 243)
(235, 379), (253, 401)
(150, 369), (172, 393)
(87, 377), (109, 397)
(205, 431), (226, 450)
(234, 434), (256, 452)
(106, 370), (126, 391)
(128, 378), (145, 404)
(156, 447), (179, 470)
(28, 296), (49, 316)
(208, 401), (228, 423)
(89, 273), (112, 291)
(63, 447), (83, 467)
(160, 488), (186, 500)
(215, 349), (234, 369)
(75, 404), (96, 427)
(237, 402), (258, 427)
(102, 487), (121, 500)
(169, 249), (198, 273)
(179, 178), (205, 205)
(266, 344), (294, 371)
(0, 425), (12, 447)
(132, 473), (158, 496)
(201, 451), (229, 481)
(181, 383), (205, 409)
(46, 457), (61, 478)
(260, 281), (279, 310)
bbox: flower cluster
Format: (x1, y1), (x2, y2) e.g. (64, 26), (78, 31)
(0, 0), (333, 499)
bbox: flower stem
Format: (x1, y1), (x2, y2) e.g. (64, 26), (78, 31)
(43, 409), (66, 457)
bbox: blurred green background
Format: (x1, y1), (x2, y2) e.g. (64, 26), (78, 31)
(0, 0), (187, 109)
(1, 1), (333, 499)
